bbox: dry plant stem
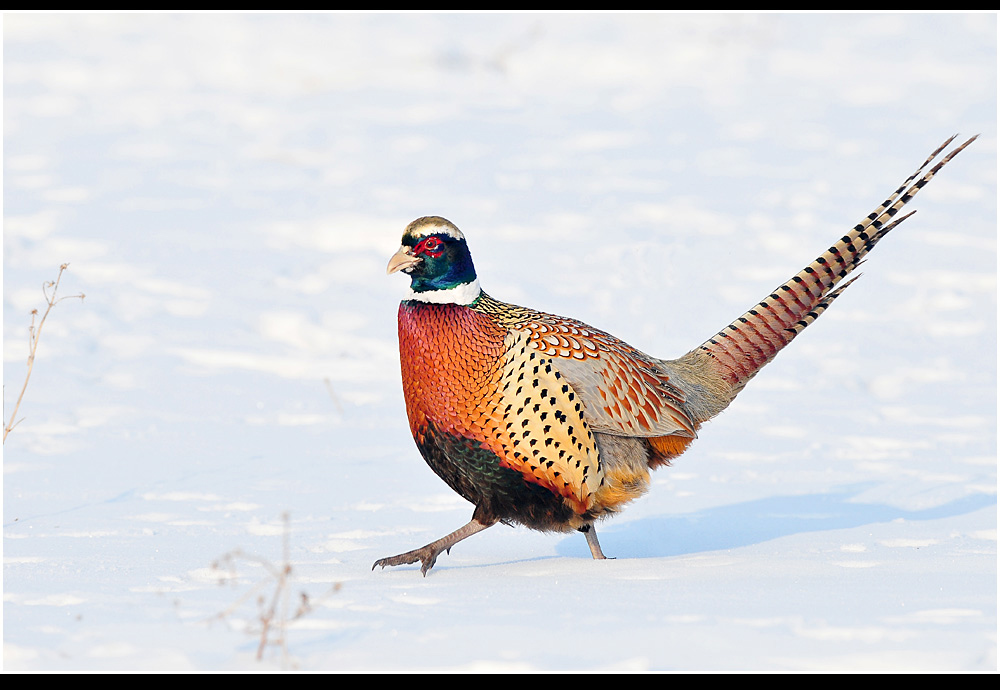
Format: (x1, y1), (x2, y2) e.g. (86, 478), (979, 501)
(208, 512), (342, 666)
(257, 513), (292, 661)
(4, 264), (85, 443)
(257, 561), (292, 661)
(323, 377), (344, 414)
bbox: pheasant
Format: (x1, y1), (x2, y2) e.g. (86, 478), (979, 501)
(374, 135), (977, 575)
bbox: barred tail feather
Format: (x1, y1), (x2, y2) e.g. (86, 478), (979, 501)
(694, 134), (977, 393)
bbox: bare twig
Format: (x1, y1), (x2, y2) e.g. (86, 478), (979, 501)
(207, 512), (341, 667)
(4, 264), (85, 443)
(323, 377), (344, 415)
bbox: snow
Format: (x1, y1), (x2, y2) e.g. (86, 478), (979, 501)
(2, 12), (996, 672)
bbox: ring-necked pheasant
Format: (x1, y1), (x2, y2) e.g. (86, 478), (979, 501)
(374, 135), (977, 575)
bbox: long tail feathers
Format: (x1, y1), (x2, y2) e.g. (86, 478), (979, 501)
(694, 134), (977, 394)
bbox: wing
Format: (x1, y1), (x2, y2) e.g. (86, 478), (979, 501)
(519, 314), (697, 439)
(468, 292), (698, 516)
(472, 292), (696, 439)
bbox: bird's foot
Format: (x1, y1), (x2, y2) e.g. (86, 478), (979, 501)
(373, 545), (445, 577)
(372, 518), (495, 576)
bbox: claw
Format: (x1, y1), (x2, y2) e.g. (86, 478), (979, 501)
(372, 517), (494, 576)
(373, 546), (440, 575)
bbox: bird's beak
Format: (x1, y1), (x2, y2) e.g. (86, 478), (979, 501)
(387, 245), (421, 275)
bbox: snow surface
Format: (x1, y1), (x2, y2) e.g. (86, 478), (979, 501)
(2, 12), (996, 672)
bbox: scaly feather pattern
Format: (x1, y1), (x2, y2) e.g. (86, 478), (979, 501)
(375, 135), (977, 575)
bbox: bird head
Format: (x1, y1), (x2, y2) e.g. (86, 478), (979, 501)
(387, 216), (481, 304)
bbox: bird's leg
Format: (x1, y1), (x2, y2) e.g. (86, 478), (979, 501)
(373, 517), (495, 576)
(578, 523), (609, 560)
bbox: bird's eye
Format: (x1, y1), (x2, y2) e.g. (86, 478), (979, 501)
(416, 236), (445, 257)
